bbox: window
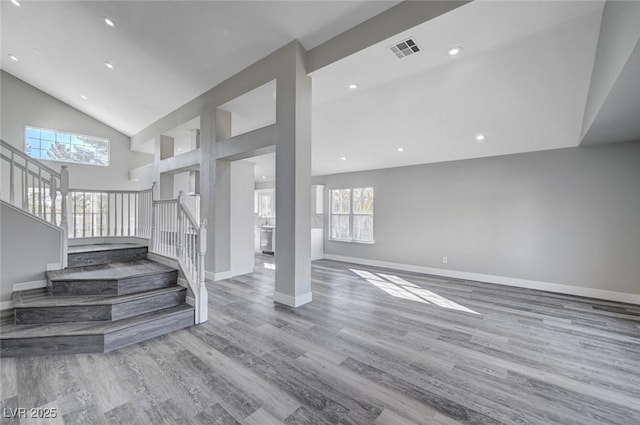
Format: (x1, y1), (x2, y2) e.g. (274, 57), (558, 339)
(257, 191), (275, 218)
(329, 187), (374, 243)
(25, 126), (109, 166)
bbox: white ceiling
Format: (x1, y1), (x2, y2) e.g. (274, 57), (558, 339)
(243, 152), (276, 183)
(0, 0), (400, 136)
(310, 0), (606, 176)
(3, 0), (638, 182)
(218, 80), (276, 138)
(581, 39), (640, 145)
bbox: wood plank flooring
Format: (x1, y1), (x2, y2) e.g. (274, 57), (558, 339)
(1, 254), (639, 424)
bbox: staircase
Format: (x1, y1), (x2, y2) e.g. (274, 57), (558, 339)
(0, 244), (195, 357)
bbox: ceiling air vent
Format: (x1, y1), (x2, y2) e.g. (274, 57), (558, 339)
(388, 37), (421, 59)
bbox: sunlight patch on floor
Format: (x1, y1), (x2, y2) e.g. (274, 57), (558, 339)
(350, 268), (479, 315)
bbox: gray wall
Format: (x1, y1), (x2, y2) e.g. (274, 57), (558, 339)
(230, 161), (256, 276)
(1, 201), (62, 304)
(1, 71), (152, 190)
(319, 142), (640, 296)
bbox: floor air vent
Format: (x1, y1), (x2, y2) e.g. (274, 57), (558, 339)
(389, 37), (421, 59)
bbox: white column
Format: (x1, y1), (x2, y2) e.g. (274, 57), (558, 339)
(274, 43), (312, 307)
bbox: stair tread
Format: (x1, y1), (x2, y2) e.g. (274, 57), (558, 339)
(0, 305), (194, 339)
(68, 243), (147, 254)
(48, 260), (175, 281)
(13, 286), (186, 308)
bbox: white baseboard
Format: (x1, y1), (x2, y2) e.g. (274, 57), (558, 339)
(0, 300), (14, 310)
(147, 252), (180, 269)
(323, 254), (640, 305)
(13, 279), (47, 292)
(177, 277), (189, 289)
(46, 263), (62, 271)
(206, 270), (232, 281)
(274, 291), (313, 308)
(185, 296), (195, 306)
(68, 236), (149, 246)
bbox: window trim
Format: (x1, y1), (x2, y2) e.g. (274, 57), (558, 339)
(24, 125), (110, 167)
(328, 187), (375, 244)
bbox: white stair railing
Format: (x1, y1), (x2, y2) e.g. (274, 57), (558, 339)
(1, 140), (68, 225)
(1, 139), (69, 266)
(150, 191), (207, 323)
(67, 184), (154, 239)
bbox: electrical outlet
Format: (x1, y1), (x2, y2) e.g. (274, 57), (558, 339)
(442, 256), (448, 264)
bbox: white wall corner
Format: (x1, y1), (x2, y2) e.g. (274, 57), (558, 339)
(323, 254), (640, 305)
(274, 291), (313, 308)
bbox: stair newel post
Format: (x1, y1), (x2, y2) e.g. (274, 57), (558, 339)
(177, 191), (185, 260)
(197, 219), (208, 323)
(60, 166), (69, 268)
(150, 181), (158, 252)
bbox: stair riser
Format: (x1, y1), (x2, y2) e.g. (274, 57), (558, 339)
(0, 335), (103, 357)
(50, 271), (178, 296)
(112, 290), (186, 321)
(1, 309), (194, 357)
(68, 247), (148, 268)
(105, 309), (194, 352)
(118, 271), (179, 295)
(14, 290), (186, 324)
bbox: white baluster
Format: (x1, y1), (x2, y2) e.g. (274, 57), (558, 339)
(50, 176), (57, 226)
(9, 152), (15, 204)
(177, 196), (183, 260)
(150, 182), (158, 251)
(59, 166), (69, 268)
(197, 219), (208, 323)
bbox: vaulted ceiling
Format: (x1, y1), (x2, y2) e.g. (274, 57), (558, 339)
(2, 0), (639, 180)
(0, 0), (399, 136)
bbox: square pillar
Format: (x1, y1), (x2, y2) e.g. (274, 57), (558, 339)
(274, 43), (312, 307)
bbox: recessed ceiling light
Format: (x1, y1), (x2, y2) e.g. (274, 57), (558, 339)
(397, 147), (404, 152)
(11, 0), (20, 6)
(340, 156), (347, 161)
(448, 46), (463, 56)
(104, 61), (114, 69)
(476, 133), (486, 141)
(348, 83), (358, 90)
(8, 54), (18, 61)
(104, 17), (115, 27)
(80, 95), (88, 100)
(261, 175), (266, 180)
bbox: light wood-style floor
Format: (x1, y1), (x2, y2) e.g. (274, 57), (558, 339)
(1, 255), (639, 425)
